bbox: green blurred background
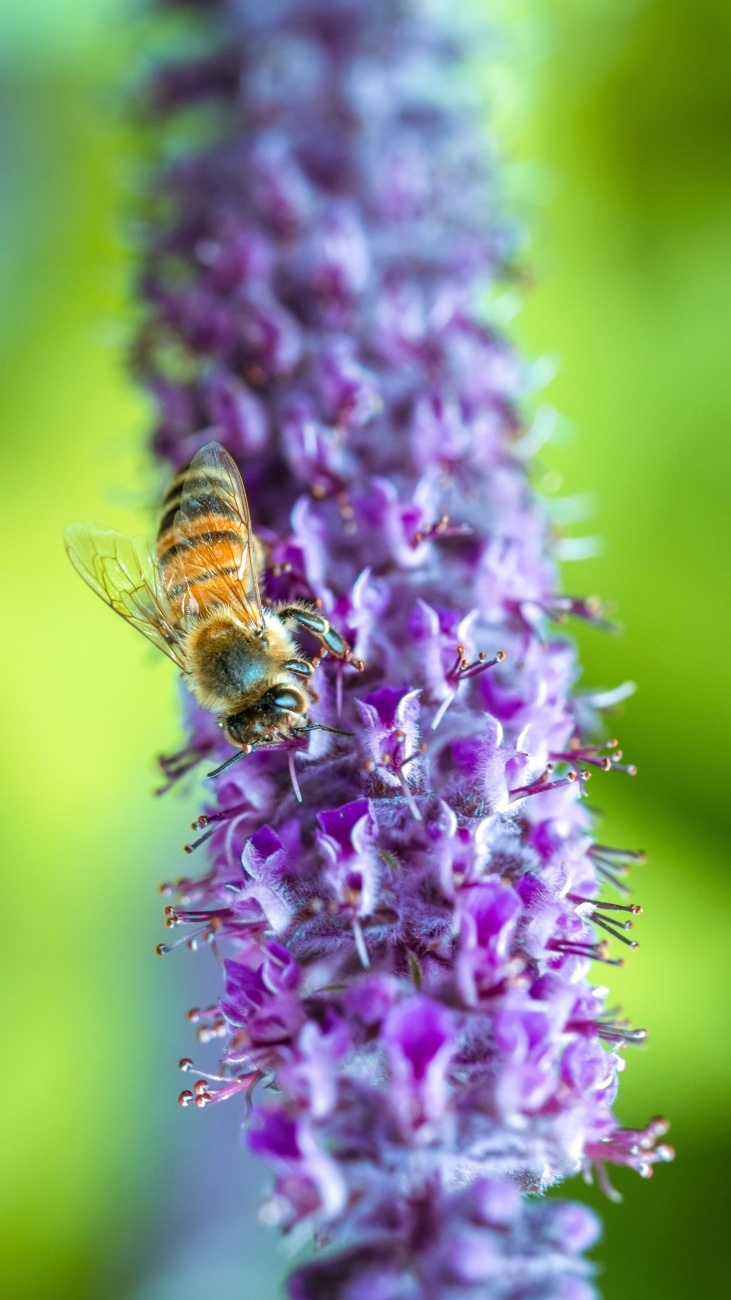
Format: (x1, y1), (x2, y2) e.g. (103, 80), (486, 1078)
(1, 1), (729, 1295)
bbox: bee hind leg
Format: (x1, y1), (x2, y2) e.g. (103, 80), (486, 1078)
(277, 605), (362, 667)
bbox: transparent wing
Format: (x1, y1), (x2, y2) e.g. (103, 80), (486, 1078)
(65, 523), (186, 667)
(172, 441), (266, 632)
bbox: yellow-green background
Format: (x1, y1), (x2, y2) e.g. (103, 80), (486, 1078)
(1, 1), (728, 1295)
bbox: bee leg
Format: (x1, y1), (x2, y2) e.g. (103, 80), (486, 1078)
(283, 658), (315, 679)
(277, 605), (361, 665)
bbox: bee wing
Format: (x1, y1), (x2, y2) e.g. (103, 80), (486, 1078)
(65, 523), (186, 668)
(172, 441), (266, 632)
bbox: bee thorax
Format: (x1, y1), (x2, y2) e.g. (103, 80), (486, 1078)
(187, 619), (273, 708)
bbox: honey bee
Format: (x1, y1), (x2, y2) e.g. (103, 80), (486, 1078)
(65, 441), (355, 775)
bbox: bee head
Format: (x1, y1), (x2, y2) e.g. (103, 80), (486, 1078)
(224, 684), (309, 748)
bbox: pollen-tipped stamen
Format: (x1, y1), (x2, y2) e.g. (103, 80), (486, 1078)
(509, 770), (577, 801)
(568, 894), (643, 915)
(412, 514), (472, 546)
(548, 937), (624, 967)
(431, 649), (505, 730)
(591, 913), (639, 949)
(183, 827), (215, 854)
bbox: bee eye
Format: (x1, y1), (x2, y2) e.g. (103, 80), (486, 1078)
(224, 711), (248, 743)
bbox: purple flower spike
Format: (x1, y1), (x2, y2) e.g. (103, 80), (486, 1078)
(138, 0), (673, 1294)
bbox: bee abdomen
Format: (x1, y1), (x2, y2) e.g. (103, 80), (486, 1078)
(156, 464), (246, 617)
(156, 453), (266, 620)
(158, 491), (238, 538)
(167, 564), (239, 601)
(158, 464), (235, 537)
(159, 529), (242, 566)
(157, 520), (246, 616)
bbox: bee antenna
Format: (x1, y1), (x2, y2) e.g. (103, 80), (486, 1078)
(304, 722), (354, 738)
(206, 747), (252, 779)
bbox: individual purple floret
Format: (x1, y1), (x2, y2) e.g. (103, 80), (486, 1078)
(144, 0), (672, 1294)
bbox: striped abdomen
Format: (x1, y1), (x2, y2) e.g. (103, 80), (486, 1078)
(156, 462), (261, 622)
